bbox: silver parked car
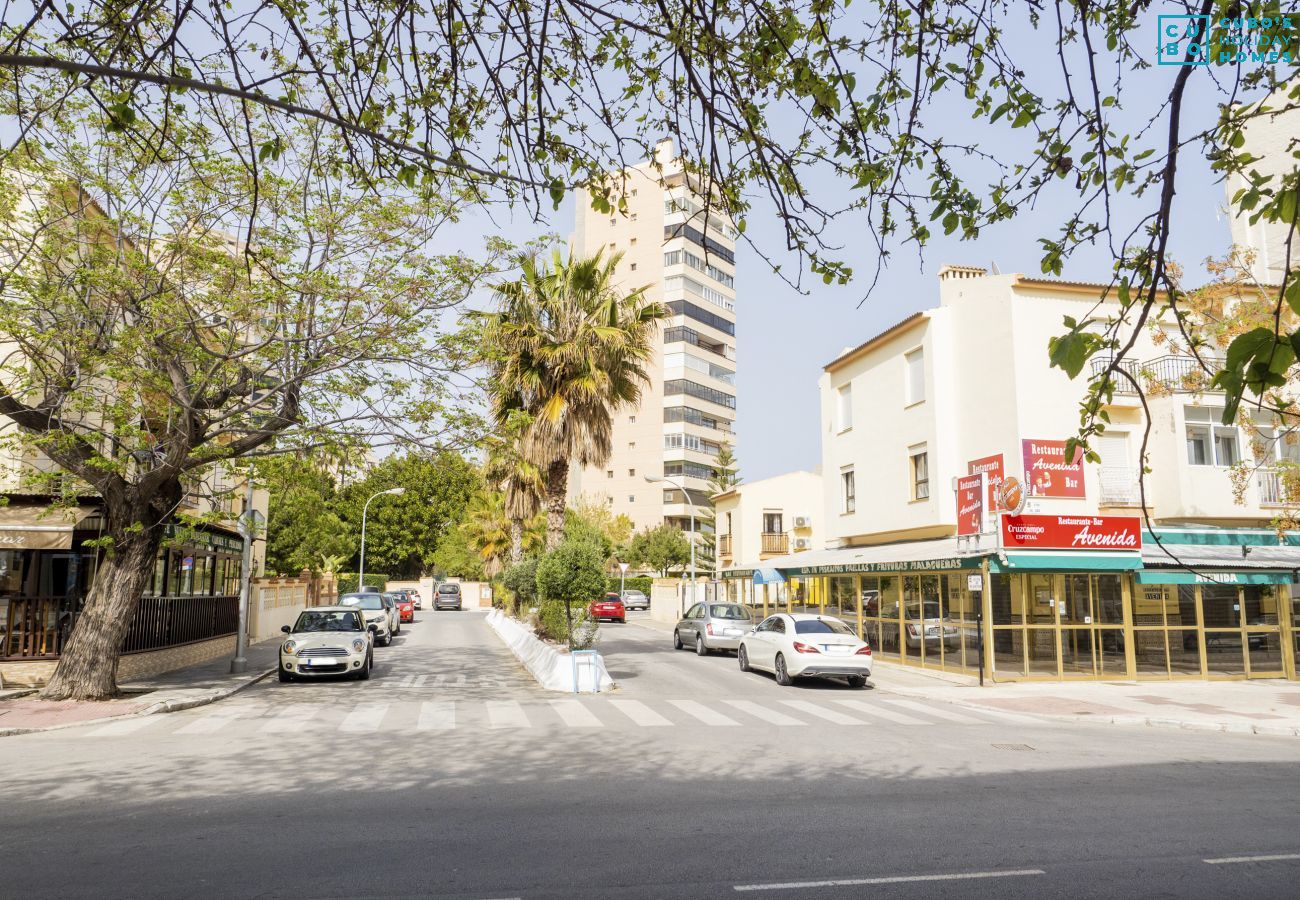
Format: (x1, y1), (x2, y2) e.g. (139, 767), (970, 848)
(621, 589), (650, 611)
(434, 582), (463, 610)
(674, 602), (754, 656)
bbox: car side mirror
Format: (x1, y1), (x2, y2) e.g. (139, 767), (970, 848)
(280, 625), (291, 634)
(368, 624), (377, 633)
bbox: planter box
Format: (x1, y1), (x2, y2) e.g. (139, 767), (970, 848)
(486, 610), (614, 693)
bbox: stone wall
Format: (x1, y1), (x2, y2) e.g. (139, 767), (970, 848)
(1, 635), (235, 687)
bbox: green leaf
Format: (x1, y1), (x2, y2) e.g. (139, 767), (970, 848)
(1225, 327), (1275, 371)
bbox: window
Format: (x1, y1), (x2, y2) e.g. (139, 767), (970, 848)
(631, 213), (638, 221)
(666, 299), (736, 335)
(631, 189), (638, 197)
(763, 512), (783, 533)
(911, 448), (929, 500)
(1185, 406), (1239, 466)
(836, 383), (853, 432)
(607, 470), (614, 479)
(663, 378), (736, 408)
(630, 238), (637, 246)
(609, 242), (617, 250)
(629, 441), (636, 450)
(630, 263), (637, 271)
(628, 468), (635, 477)
(905, 348), (926, 405)
(609, 218), (617, 225)
(842, 468), (856, 514)
(629, 415), (636, 423)
(629, 496), (635, 502)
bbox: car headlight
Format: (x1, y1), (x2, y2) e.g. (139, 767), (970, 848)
(352, 639), (366, 653)
(368, 615), (384, 623)
(282, 640), (296, 655)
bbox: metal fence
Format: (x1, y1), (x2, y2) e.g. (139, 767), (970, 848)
(2, 594), (239, 659)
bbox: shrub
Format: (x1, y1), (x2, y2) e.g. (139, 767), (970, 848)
(337, 572), (387, 594)
(502, 557), (541, 611)
(535, 538), (606, 647)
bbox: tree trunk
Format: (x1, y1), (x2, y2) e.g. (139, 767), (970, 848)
(544, 459), (569, 550)
(40, 525), (163, 701)
(509, 520), (523, 564)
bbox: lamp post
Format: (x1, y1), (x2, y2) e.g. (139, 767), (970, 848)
(359, 487), (405, 590)
(230, 474), (258, 674)
(645, 474), (696, 613)
(619, 561), (629, 600)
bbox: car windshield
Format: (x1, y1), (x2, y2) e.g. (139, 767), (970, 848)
(439, 585), (459, 593)
(339, 594), (384, 610)
(709, 604), (750, 620)
(624, 591), (645, 598)
(294, 611), (362, 632)
(794, 618), (855, 636)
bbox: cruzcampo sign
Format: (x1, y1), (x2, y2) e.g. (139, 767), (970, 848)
(1001, 514), (1142, 551)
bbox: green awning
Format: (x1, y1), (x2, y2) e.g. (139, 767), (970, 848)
(990, 551), (1143, 572)
(1135, 570), (1296, 585)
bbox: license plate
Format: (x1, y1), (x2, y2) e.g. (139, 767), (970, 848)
(305, 657), (333, 666)
(926, 627), (939, 636)
(824, 645), (852, 655)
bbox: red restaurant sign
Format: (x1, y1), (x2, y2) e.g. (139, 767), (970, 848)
(1000, 514), (1142, 551)
(968, 454), (1004, 510)
(956, 474), (984, 536)
(1022, 439), (1085, 498)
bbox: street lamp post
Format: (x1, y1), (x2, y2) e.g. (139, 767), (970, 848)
(359, 487), (405, 590)
(645, 475), (696, 614)
(230, 474), (258, 674)
(619, 561), (629, 600)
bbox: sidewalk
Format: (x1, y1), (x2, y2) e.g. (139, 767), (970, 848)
(873, 660), (1300, 737)
(0, 638), (280, 737)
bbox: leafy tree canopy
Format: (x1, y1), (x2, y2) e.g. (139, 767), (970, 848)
(628, 524), (692, 577)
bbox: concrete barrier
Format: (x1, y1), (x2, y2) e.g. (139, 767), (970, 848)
(485, 610), (614, 693)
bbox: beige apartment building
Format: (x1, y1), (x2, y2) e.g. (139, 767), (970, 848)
(713, 471), (824, 573)
(568, 140), (739, 543)
(1226, 79), (1299, 285)
(723, 265), (1300, 683)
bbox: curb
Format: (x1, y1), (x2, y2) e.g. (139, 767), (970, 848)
(876, 683), (1300, 738)
(0, 667), (275, 737)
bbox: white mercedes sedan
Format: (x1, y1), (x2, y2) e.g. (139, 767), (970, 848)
(738, 613), (873, 688)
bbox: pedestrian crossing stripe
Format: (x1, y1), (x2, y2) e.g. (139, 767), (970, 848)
(85, 695), (1020, 736)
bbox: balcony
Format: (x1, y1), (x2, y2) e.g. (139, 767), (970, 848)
(1099, 466), (1142, 507)
(718, 534), (732, 556)
(1257, 468), (1293, 507)
(1089, 354), (1224, 395)
(761, 533), (788, 555)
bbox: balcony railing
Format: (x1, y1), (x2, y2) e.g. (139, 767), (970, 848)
(718, 534), (732, 556)
(1089, 354), (1224, 395)
(1099, 466), (1142, 506)
(1257, 468), (1291, 507)
(761, 533), (788, 554)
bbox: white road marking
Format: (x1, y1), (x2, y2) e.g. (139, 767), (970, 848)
(417, 701), (456, 731)
(549, 700), (604, 727)
(173, 707), (257, 735)
(259, 705), (320, 733)
(878, 697), (989, 724)
(779, 699), (867, 725)
(87, 716), (158, 736)
(486, 700), (531, 728)
(723, 700), (806, 727)
(669, 699), (741, 726)
(1204, 853), (1300, 864)
(339, 703), (389, 733)
(833, 698), (927, 725)
(412, 674), (428, 688)
(733, 868), (1046, 892)
(610, 699), (674, 727)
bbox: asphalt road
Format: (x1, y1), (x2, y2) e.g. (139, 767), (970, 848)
(3, 610), (1299, 899)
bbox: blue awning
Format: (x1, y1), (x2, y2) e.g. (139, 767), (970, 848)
(752, 567), (786, 585)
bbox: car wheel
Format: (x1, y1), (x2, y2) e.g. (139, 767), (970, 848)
(738, 645), (751, 672)
(619, 617), (626, 624)
(847, 675), (867, 689)
(774, 653), (793, 686)
(696, 634), (708, 656)
(278, 665), (292, 683)
(381, 633), (392, 647)
(356, 660), (371, 681)
(673, 629), (683, 650)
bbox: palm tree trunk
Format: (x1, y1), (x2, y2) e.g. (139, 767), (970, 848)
(544, 459), (569, 549)
(509, 520), (523, 563)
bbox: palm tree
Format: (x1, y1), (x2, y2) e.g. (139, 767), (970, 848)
(483, 410), (546, 564)
(483, 248), (665, 549)
(461, 491), (512, 579)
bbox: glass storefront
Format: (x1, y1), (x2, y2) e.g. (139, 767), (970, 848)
(725, 565), (1299, 682)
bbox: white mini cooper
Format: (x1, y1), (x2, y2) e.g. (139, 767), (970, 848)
(279, 606), (374, 682)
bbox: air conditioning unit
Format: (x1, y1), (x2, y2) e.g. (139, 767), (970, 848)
(793, 515), (812, 529)
(794, 538), (812, 551)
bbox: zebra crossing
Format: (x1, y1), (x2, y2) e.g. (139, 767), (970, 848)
(83, 694), (1027, 738)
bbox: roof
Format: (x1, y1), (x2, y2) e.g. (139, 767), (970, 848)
(823, 312), (926, 373)
(727, 536), (980, 575)
(1143, 542), (1300, 570)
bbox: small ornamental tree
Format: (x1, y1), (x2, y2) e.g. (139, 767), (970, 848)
(535, 538), (606, 647)
(628, 524), (692, 577)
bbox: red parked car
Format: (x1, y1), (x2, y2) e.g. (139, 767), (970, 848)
(390, 592), (415, 623)
(589, 593), (626, 624)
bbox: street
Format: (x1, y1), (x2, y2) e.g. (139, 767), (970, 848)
(4, 610), (1300, 899)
